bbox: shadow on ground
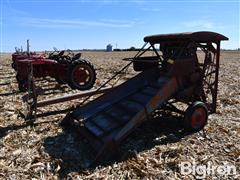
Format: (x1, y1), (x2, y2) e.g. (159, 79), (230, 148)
(0, 119), (59, 139)
(43, 112), (194, 178)
(41, 85), (72, 96)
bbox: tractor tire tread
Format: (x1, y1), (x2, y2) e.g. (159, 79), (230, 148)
(68, 59), (96, 90)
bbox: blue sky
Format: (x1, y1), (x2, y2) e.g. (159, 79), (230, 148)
(0, 0), (239, 52)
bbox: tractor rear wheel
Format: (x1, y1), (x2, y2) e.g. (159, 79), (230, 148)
(183, 101), (208, 132)
(68, 59), (96, 90)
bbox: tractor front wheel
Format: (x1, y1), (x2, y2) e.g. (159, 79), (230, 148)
(18, 81), (28, 92)
(183, 101), (208, 132)
(68, 59), (96, 90)
(12, 62), (16, 70)
(16, 74), (29, 92)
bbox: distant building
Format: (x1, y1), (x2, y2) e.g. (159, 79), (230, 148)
(106, 44), (113, 52)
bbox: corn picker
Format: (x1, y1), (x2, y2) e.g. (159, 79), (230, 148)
(22, 31), (228, 166)
(12, 42), (96, 92)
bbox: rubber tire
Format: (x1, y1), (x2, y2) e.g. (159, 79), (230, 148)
(16, 73), (22, 82)
(12, 62), (16, 70)
(183, 101), (208, 132)
(68, 59), (96, 90)
(16, 73), (29, 92)
(18, 81), (28, 92)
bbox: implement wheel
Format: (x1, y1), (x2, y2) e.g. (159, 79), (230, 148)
(183, 101), (208, 132)
(68, 59), (96, 90)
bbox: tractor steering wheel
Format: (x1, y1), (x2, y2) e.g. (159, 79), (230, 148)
(58, 50), (65, 57)
(66, 49), (74, 57)
(48, 48), (59, 57)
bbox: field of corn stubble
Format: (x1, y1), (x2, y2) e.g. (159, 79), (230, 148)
(0, 51), (239, 179)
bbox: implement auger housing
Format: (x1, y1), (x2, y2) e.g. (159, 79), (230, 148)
(61, 31), (228, 166)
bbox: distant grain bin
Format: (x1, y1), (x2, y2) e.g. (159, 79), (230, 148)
(106, 44), (113, 52)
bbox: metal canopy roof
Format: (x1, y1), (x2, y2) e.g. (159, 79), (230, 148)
(144, 31), (228, 43)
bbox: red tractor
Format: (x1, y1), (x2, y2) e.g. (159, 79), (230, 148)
(13, 48), (96, 92)
(11, 47), (38, 70)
